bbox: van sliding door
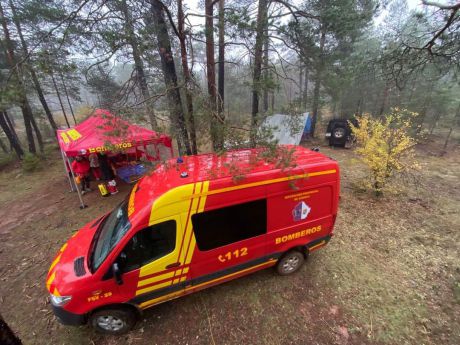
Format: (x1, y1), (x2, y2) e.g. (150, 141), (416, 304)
(188, 197), (268, 291)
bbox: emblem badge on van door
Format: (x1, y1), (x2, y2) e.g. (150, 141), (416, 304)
(292, 201), (311, 221)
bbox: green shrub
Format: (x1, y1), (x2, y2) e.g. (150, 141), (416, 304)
(22, 153), (42, 172)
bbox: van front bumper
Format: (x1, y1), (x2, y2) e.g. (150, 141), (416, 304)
(52, 305), (86, 326)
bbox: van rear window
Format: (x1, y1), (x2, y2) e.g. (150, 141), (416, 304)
(192, 199), (267, 251)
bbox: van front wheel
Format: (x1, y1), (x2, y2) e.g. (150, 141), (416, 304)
(90, 307), (136, 335)
(276, 251), (304, 275)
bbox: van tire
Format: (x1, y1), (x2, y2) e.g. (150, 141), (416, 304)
(276, 250), (305, 275)
(89, 307), (136, 335)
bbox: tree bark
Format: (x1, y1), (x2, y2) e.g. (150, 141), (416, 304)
(0, 112), (23, 158)
(205, 0), (222, 151)
(0, 1), (36, 154)
(51, 71), (70, 128)
(177, 0), (198, 154)
(26, 101), (44, 152)
(120, 0), (157, 130)
(9, 0), (57, 132)
(262, 32), (269, 113)
(250, 0), (268, 147)
(217, 0), (225, 120)
(150, 0), (191, 155)
(4, 111), (20, 145)
(299, 64), (303, 108)
(60, 72), (76, 125)
(310, 27), (326, 138)
(303, 67), (308, 109)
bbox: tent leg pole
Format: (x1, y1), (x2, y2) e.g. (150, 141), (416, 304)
(66, 155), (87, 209)
(61, 149), (75, 192)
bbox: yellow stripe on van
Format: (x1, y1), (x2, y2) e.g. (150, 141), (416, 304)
(187, 169), (336, 199)
(48, 254), (62, 273)
(136, 280), (173, 296)
(177, 183), (201, 267)
(138, 271), (175, 288)
(138, 259), (277, 311)
(181, 181), (209, 277)
(309, 240), (326, 251)
(186, 260), (276, 292)
(60, 243), (67, 252)
(139, 290), (184, 309)
(46, 271), (56, 290)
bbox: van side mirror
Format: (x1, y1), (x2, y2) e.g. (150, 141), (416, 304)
(112, 263), (123, 285)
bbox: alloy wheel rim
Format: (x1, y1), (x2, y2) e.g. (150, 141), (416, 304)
(282, 256), (300, 272)
(96, 315), (125, 331)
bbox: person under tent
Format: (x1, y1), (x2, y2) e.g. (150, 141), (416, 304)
(71, 156), (92, 194)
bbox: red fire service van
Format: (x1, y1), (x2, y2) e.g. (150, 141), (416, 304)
(46, 145), (340, 334)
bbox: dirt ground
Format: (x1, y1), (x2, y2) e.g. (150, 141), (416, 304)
(0, 137), (459, 345)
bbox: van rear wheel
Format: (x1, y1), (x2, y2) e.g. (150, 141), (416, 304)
(90, 307), (136, 335)
(276, 250), (305, 275)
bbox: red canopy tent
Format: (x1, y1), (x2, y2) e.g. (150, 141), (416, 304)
(57, 109), (172, 156)
(58, 109), (173, 208)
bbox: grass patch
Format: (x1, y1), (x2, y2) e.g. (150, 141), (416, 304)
(0, 152), (15, 169)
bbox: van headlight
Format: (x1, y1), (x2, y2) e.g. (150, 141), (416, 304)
(50, 294), (72, 307)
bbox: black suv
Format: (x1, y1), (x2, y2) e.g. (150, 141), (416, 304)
(325, 118), (357, 147)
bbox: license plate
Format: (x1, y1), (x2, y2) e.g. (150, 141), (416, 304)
(325, 133), (331, 137)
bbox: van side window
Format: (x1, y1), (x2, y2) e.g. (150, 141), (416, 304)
(118, 220), (176, 273)
(192, 199), (267, 251)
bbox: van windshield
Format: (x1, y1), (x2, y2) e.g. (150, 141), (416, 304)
(90, 200), (131, 272)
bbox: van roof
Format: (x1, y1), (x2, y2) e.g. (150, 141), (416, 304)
(128, 145), (338, 224)
(141, 145), (336, 191)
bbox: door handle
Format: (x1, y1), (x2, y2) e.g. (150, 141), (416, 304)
(165, 262), (181, 269)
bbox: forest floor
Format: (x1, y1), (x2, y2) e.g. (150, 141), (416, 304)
(0, 135), (459, 345)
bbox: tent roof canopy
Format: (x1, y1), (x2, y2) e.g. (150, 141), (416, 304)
(57, 109), (172, 156)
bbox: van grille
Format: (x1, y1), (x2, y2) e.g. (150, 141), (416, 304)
(74, 257), (86, 277)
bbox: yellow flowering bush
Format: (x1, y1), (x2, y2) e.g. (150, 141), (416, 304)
(349, 108), (420, 196)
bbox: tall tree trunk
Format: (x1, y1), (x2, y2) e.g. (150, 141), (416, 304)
(310, 27), (326, 138)
(120, 0), (157, 130)
(299, 64), (303, 108)
(150, 0), (191, 155)
(9, 0), (57, 132)
(205, 0), (221, 151)
(51, 71), (70, 128)
(0, 1), (36, 154)
(250, 0), (268, 147)
(217, 0), (225, 121)
(4, 111), (20, 145)
(177, 0), (198, 154)
(26, 101), (44, 152)
(263, 33), (269, 113)
(0, 112), (24, 158)
(303, 67), (308, 109)
(60, 72), (76, 125)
